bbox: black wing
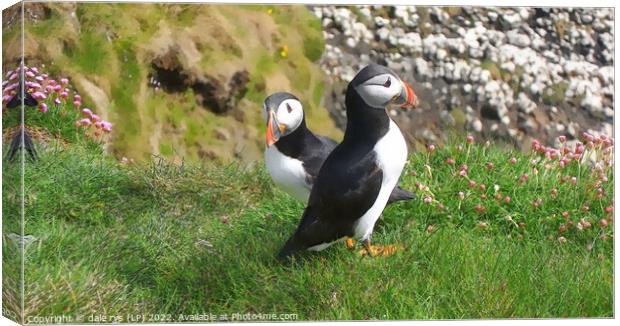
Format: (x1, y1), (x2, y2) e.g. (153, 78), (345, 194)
(279, 143), (383, 258)
(300, 135), (338, 187)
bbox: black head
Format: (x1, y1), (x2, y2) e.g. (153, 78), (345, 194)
(262, 92), (305, 146)
(347, 64), (417, 110)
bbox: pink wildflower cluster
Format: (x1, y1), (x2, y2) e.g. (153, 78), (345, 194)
(2, 65), (79, 112)
(531, 133), (613, 168)
(413, 133), (614, 245)
(77, 108), (113, 136)
(3, 64), (112, 137)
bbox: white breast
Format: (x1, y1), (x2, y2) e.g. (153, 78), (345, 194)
(353, 119), (408, 240)
(264, 146), (311, 202)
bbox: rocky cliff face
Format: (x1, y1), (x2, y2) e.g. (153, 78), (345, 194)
(314, 6), (614, 149)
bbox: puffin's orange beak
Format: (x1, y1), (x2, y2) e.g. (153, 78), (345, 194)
(399, 82), (417, 110)
(266, 109), (282, 147)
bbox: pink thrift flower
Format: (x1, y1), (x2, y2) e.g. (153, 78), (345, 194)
(78, 118), (92, 126)
(519, 173), (529, 183)
(423, 196), (433, 204)
(48, 79), (57, 85)
(60, 91), (68, 99)
(101, 121), (112, 132)
(486, 162), (494, 170)
(35, 76), (44, 82)
(25, 71), (35, 78)
(562, 211), (569, 219)
(474, 204), (486, 214)
(6, 83), (18, 91)
(456, 144), (463, 152)
(38, 103), (48, 113)
(558, 135), (566, 143)
(54, 98), (61, 105)
(575, 144), (585, 154)
(53, 84), (62, 92)
(81, 108), (93, 117)
(571, 176), (577, 185)
(558, 236), (567, 244)
(94, 121), (103, 129)
(427, 144), (436, 153)
(73, 100), (81, 108)
(466, 134), (474, 144)
(446, 158), (455, 165)
(468, 180), (477, 188)
(31, 91), (46, 100)
(91, 114), (101, 122)
(504, 196), (511, 204)
(478, 221), (488, 229)
(479, 184), (486, 191)
(458, 170), (467, 177)
(458, 192), (465, 200)
(2, 94), (12, 103)
(582, 132), (594, 142)
(26, 81), (41, 89)
(74, 94), (81, 101)
(509, 157), (517, 165)
(599, 219), (608, 228)
(550, 188), (558, 198)
(60, 78), (69, 84)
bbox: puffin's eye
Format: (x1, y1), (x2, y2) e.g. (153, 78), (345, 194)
(286, 103), (292, 113)
(383, 77), (391, 88)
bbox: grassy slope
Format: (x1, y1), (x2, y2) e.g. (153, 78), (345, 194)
(4, 3), (340, 164)
(2, 136), (613, 320)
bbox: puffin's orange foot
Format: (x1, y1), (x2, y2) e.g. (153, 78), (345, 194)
(359, 240), (400, 257)
(380, 244), (399, 257)
(345, 238), (355, 250)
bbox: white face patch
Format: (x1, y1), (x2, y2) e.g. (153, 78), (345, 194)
(275, 99), (304, 136)
(354, 73), (403, 108)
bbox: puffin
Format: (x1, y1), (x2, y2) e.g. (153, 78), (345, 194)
(278, 64), (417, 259)
(263, 92), (414, 204)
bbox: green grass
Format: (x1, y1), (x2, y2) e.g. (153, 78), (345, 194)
(2, 132), (613, 321)
(108, 38), (142, 156)
(68, 32), (112, 76)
